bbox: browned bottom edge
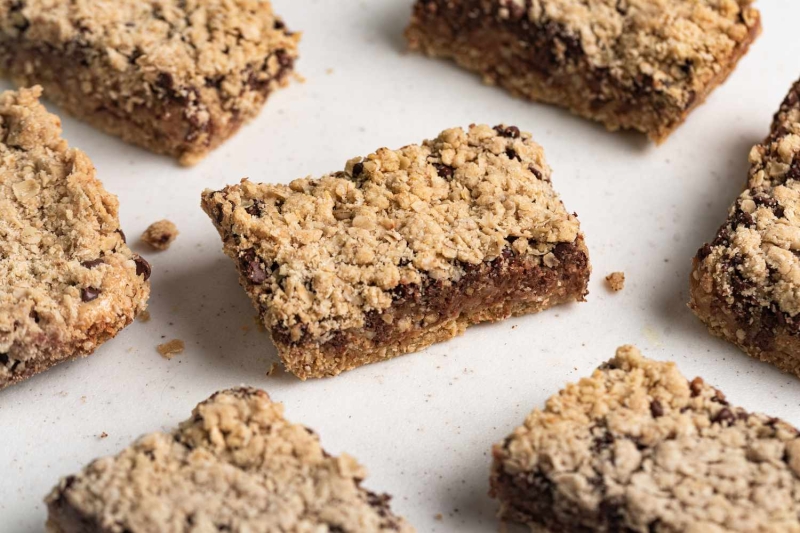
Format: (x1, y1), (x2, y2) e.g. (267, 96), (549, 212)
(272, 238), (590, 379)
(0, 50), (292, 166)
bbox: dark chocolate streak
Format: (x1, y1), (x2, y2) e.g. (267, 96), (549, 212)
(269, 240), (588, 351)
(413, 0), (670, 106)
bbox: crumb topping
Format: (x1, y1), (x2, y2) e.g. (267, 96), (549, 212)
(202, 124), (582, 342)
(495, 345), (800, 531)
(498, 0), (759, 109)
(0, 86), (149, 386)
(47, 388), (413, 532)
(141, 219), (179, 251)
(696, 80), (800, 321)
(605, 271), (625, 292)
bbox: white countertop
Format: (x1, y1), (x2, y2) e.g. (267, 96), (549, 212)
(3, 1), (800, 531)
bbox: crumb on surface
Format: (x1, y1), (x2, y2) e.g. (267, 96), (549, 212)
(434, 514), (443, 521)
(157, 339), (185, 359)
(605, 272), (625, 292)
(99, 432), (108, 439)
(141, 220), (179, 251)
(137, 310), (151, 323)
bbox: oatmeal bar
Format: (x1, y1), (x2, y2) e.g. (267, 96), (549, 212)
(491, 345), (800, 531)
(0, 87), (150, 390)
(202, 124), (590, 379)
(46, 387), (413, 533)
(0, 0), (300, 166)
(406, 0), (760, 143)
(691, 79), (800, 378)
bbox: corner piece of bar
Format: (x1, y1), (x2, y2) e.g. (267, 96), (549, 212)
(0, 86), (150, 390)
(691, 78), (800, 378)
(45, 388), (413, 533)
(491, 345), (800, 531)
(202, 124), (590, 379)
(0, 0), (300, 166)
(406, 0), (761, 143)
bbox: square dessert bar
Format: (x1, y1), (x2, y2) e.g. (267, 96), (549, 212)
(406, 0), (760, 143)
(46, 388), (413, 533)
(0, 87), (150, 390)
(692, 79), (800, 378)
(202, 124), (590, 379)
(491, 345), (800, 531)
(0, 0), (300, 166)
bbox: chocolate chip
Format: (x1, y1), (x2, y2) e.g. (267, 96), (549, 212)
(712, 408), (736, 426)
(528, 165), (544, 180)
(273, 19), (285, 30)
(689, 377), (704, 397)
(81, 287), (101, 302)
(81, 258), (104, 269)
(245, 200), (265, 217)
(494, 125), (520, 138)
(650, 400), (664, 418)
(245, 258), (267, 284)
(134, 256), (151, 281)
(116, 229), (127, 243)
(433, 163), (453, 179)
(352, 162), (364, 178)
(733, 209), (754, 229)
(696, 243), (713, 261)
(0, 353), (8, 366)
(275, 49), (293, 68)
(506, 148), (521, 161)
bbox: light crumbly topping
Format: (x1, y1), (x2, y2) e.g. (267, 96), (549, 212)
(141, 219), (179, 251)
(47, 388), (413, 532)
(202, 124), (582, 342)
(605, 271), (625, 292)
(499, 0), (759, 110)
(696, 80), (800, 319)
(0, 87), (149, 386)
(496, 345), (800, 531)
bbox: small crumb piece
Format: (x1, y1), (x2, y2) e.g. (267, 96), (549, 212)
(99, 432), (108, 439)
(434, 514), (443, 521)
(605, 272), (625, 292)
(157, 339), (185, 359)
(326, 68), (334, 75)
(141, 220), (179, 251)
(266, 362), (280, 377)
(137, 310), (151, 323)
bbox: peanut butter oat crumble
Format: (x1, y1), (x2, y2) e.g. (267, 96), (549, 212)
(606, 271), (625, 291)
(202, 124), (590, 379)
(692, 78), (800, 379)
(492, 345), (800, 531)
(406, 0), (760, 143)
(46, 388), (413, 533)
(0, 0), (300, 165)
(141, 219), (179, 251)
(0, 87), (150, 390)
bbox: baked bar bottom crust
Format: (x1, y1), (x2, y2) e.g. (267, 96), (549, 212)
(690, 258), (800, 378)
(0, 50), (293, 166)
(405, 12), (760, 143)
(273, 238), (590, 379)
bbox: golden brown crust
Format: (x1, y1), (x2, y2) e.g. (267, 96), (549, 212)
(406, 0), (761, 142)
(0, 0), (300, 165)
(46, 388), (414, 533)
(492, 346), (800, 532)
(691, 78), (800, 378)
(202, 124), (590, 378)
(0, 87), (150, 390)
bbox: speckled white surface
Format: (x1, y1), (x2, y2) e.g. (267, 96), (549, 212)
(3, 1), (800, 531)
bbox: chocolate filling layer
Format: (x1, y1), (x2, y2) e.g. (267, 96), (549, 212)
(270, 240), (588, 352)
